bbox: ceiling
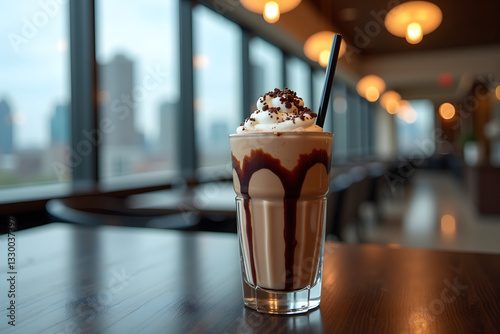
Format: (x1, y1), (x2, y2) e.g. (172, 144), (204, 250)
(229, 0), (500, 102)
(309, 0), (500, 56)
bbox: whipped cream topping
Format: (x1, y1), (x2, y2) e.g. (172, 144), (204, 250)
(236, 88), (322, 133)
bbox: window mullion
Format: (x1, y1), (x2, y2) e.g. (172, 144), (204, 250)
(241, 29), (252, 119)
(179, 0), (196, 175)
(69, 0), (99, 189)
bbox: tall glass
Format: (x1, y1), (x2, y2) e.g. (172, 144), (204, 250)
(229, 132), (333, 314)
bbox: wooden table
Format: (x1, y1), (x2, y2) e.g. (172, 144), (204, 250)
(1, 223), (499, 333)
(127, 183), (237, 218)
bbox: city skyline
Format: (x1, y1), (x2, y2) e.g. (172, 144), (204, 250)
(1, 0), (180, 151)
(1, 0), (69, 150)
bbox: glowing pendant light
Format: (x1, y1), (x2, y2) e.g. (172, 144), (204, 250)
(264, 2), (280, 23)
(406, 22), (423, 44)
(240, 0), (301, 24)
(396, 100), (418, 124)
(380, 90), (401, 114)
(304, 31), (347, 67)
(439, 102), (455, 120)
(385, 1), (442, 45)
(356, 75), (386, 102)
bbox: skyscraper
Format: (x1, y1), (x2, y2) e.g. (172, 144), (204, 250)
(50, 104), (70, 145)
(0, 99), (14, 154)
(99, 54), (139, 146)
(98, 54), (143, 177)
(158, 100), (178, 157)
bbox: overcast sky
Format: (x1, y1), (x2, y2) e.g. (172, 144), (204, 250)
(1, 0), (183, 149)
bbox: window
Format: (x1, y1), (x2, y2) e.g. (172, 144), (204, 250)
(286, 57), (311, 108)
(312, 69), (334, 134)
(332, 83), (349, 160)
(395, 99), (435, 156)
(365, 101), (376, 156)
(96, 0), (180, 183)
(346, 88), (363, 158)
(249, 37), (283, 106)
(193, 5), (242, 168)
(0, 1), (70, 190)
(359, 98), (370, 156)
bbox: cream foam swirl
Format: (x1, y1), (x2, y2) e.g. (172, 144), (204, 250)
(236, 88), (322, 133)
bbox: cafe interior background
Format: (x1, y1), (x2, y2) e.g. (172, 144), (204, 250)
(1, 0), (499, 253)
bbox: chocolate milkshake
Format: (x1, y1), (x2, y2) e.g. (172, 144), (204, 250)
(230, 88), (333, 314)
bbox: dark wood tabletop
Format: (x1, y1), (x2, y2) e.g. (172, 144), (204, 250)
(127, 182), (237, 218)
(1, 223), (499, 333)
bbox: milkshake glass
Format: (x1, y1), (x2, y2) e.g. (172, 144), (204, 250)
(230, 131), (333, 314)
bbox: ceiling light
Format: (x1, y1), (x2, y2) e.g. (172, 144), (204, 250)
(385, 1), (442, 45)
(406, 22), (423, 44)
(304, 31), (346, 67)
(380, 90), (401, 114)
(240, 0), (301, 24)
(396, 100), (417, 124)
(264, 2), (279, 23)
(356, 75), (386, 102)
(439, 102), (455, 120)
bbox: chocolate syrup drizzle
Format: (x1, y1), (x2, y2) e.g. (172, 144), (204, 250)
(232, 148), (331, 290)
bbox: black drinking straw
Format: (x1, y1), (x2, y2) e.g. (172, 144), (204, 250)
(316, 33), (343, 128)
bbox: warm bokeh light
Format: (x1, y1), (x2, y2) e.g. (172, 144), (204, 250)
(439, 102), (455, 120)
(441, 214), (456, 235)
(396, 100), (417, 124)
(193, 54), (210, 69)
(263, 2), (280, 23)
(409, 312), (429, 330)
(405, 109), (417, 124)
(385, 1), (442, 44)
(240, 0), (301, 24)
(356, 75), (386, 102)
(496, 86), (500, 100)
(319, 50), (330, 67)
(380, 90), (401, 114)
(365, 86), (380, 102)
(386, 99), (399, 114)
(406, 22), (423, 44)
(304, 31), (346, 67)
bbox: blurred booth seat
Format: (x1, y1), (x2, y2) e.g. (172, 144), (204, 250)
(326, 170), (351, 239)
(327, 162), (388, 242)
